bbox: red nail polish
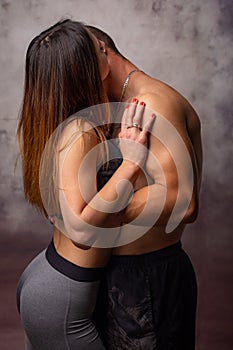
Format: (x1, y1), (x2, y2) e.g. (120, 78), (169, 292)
(132, 98), (138, 103)
(140, 101), (146, 106)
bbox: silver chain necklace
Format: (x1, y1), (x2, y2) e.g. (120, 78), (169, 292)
(119, 69), (142, 102)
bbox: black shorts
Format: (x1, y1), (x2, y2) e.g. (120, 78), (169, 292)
(94, 241), (197, 350)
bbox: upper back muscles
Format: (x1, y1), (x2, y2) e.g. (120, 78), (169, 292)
(131, 89), (202, 225)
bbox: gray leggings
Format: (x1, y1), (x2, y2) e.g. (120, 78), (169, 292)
(16, 241), (106, 350)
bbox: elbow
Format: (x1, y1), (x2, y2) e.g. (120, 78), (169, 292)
(60, 213), (97, 247)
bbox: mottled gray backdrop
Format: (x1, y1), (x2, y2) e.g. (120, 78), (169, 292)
(0, 0), (232, 349)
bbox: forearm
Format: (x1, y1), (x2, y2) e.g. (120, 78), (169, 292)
(80, 161), (139, 227)
(59, 160), (140, 246)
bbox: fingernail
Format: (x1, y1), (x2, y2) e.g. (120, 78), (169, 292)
(132, 98), (138, 104)
(152, 113), (156, 118)
(140, 101), (146, 106)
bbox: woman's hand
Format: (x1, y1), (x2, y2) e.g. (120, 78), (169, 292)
(119, 98), (156, 168)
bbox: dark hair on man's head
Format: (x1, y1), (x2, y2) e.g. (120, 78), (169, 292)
(86, 25), (126, 59)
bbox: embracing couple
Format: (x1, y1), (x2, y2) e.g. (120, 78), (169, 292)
(16, 19), (202, 350)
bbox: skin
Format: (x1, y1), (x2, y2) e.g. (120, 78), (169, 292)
(92, 35), (203, 255)
(53, 77), (155, 267)
(54, 33), (202, 265)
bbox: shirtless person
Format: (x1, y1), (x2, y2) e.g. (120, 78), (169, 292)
(87, 26), (203, 350)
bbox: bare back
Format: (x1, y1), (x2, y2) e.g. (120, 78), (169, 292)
(113, 74), (202, 255)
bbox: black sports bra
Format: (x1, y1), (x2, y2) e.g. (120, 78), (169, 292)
(97, 139), (122, 191)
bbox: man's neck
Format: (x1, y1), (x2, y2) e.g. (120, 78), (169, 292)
(104, 54), (139, 102)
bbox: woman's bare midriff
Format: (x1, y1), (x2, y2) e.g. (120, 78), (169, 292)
(53, 228), (112, 268)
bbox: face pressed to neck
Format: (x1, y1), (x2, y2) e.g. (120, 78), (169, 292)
(89, 32), (110, 82)
(87, 30), (142, 102)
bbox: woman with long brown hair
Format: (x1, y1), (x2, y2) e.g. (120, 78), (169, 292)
(16, 19), (154, 349)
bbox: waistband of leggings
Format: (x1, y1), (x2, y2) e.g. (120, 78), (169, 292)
(45, 240), (105, 282)
(109, 241), (182, 267)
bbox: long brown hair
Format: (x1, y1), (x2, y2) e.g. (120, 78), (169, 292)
(17, 19), (109, 216)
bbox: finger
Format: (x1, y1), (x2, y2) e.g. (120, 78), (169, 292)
(120, 105), (129, 134)
(125, 125), (140, 140)
(132, 101), (146, 127)
(125, 98), (138, 125)
(140, 113), (156, 138)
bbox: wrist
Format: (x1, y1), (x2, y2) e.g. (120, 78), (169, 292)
(120, 160), (141, 185)
(121, 159), (141, 172)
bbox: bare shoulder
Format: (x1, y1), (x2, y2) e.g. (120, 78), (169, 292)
(58, 117), (100, 156)
(136, 80), (200, 131)
(137, 89), (184, 122)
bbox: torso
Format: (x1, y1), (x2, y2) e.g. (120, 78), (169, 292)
(52, 142), (121, 268)
(54, 74), (202, 262)
(113, 74), (202, 255)
(112, 163), (185, 255)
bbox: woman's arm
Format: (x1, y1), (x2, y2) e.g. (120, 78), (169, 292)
(56, 103), (155, 246)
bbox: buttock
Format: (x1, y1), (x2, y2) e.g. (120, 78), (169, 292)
(16, 241), (106, 349)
